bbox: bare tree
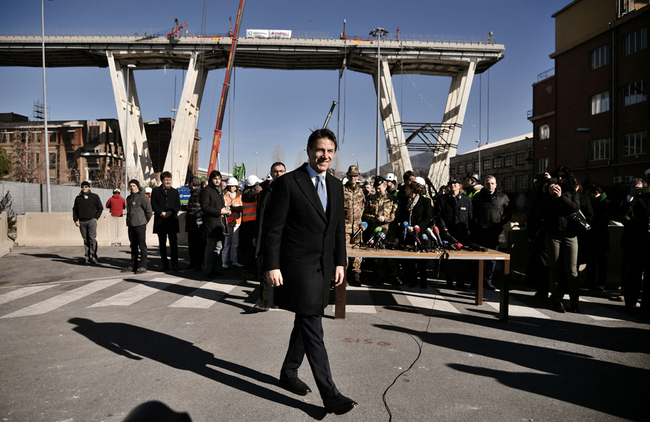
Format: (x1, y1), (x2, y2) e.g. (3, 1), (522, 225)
(294, 150), (305, 170)
(272, 144), (285, 164)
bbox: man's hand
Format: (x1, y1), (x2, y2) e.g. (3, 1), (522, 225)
(267, 269), (283, 287)
(378, 216), (385, 223)
(75, 221), (80, 227)
(334, 266), (345, 286)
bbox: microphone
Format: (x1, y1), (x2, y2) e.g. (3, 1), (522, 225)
(432, 226), (444, 247)
(440, 226), (462, 251)
(426, 227), (439, 247)
(375, 227), (388, 248)
(401, 221), (409, 242)
(421, 234), (429, 252)
(350, 221), (368, 242)
(366, 226), (383, 246)
(413, 225), (421, 251)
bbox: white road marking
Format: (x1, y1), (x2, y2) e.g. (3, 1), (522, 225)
(0, 285), (58, 306)
(1, 279), (122, 318)
(88, 277), (183, 308)
(169, 280), (242, 308)
(402, 288), (462, 314)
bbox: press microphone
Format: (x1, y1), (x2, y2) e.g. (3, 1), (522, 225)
(441, 227), (462, 251)
(366, 226), (383, 246)
(401, 221), (409, 241)
(421, 234), (429, 252)
(432, 226), (444, 247)
(426, 227), (439, 247)
(351, 221), (368, 242)
(375, 227), (388, 248)
(413, 225), (421, 242)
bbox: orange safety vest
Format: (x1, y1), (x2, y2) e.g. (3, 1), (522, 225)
(223, 194), (243, 225)
(241, 200), (257, 223)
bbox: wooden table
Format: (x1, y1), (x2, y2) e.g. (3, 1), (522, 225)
(336, 247), (511, 321)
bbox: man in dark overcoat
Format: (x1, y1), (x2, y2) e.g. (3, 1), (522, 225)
(151, 171), (181, 271)
(263, 128), (357, 415)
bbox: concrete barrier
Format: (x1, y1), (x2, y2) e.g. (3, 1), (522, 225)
(16, 211), (188, 247)
(0, 212), (15, 257)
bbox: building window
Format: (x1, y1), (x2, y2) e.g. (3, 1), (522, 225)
(591, 91), (610, 115)
(504, 155), (513, 167)
(537, 157), (548, 174)
(538, 124), (550, 140)
(483, 159), (491, 171)
(624, 27), (647, 56)
(589, 44), (610, 70)
(624, 80), (646, 106)
(516, 175), (526, 191)
(623, 131), (647, 156)
(473, 162), (479, 172)
(515, 152), (527, 166)
(503, 176), (513, 192)
(493, 157), (503, 168)
(589, 138), (611, 160)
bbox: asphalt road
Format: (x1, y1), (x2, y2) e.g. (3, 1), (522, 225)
(0, 246), (648, 422)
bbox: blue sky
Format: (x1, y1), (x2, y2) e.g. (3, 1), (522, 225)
(0, 0), (568, 178)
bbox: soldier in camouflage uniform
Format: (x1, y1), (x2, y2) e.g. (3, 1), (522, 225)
(363, 176), (401, 285)
(343, 165), (365, 285)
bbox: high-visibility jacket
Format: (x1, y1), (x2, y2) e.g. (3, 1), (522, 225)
(242, 200), (257, 223)
(223, 193), (243, 225)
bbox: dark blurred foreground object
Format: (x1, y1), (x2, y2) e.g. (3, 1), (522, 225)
(123, 401), (192, 422)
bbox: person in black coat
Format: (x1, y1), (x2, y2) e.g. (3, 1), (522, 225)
(72, 181), (103, 264)
(541, 166), (581, 313)
(438, 177), (473, 288)
(263, 129), (356, 415)
(397, 180), (433, 288)
(584, 183), (611, 290)
(200, 170), (229, 278)
(185, 176), (205, 271)
(472, 175), (512, 290)
(151, 171), (181, 271)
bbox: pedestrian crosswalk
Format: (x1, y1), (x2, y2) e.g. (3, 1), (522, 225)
(0, 276), (637, 322)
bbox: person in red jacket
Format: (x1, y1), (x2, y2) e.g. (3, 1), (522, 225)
(106, 189), (126, 217)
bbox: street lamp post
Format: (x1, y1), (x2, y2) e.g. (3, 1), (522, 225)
(254, 151), (258, 175)
(124, 64), (136, 191)
(370, 27), (388, 177)
(577, 128), (590, 179)
(41, 0), (51, 212)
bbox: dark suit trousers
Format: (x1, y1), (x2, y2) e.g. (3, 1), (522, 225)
(281, 314), (339, 399)
(157, 231), (178, 266)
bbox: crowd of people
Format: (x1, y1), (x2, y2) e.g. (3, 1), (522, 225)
(71, 162), (649, 315)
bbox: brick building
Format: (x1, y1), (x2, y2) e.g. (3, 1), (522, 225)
(450, 133), (534, 195)
(529, 0), (649, 191)
(0, 113), (199, 187)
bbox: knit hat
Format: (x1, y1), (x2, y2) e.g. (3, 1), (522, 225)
(81, 181), (90, 188)
(128, 179), (141, 189)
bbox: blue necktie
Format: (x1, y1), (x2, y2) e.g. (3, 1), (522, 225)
(316, 175), (327, 211)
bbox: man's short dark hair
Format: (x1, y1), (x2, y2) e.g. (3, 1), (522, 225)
(403, 170), (415, 183)
(307, 128), (337, 152)
(160, 171), (172, 180)
(271, 162), (286, 171)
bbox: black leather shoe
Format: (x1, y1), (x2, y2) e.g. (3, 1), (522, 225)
(247, 302), (269, 313)
(323, 393), (357, 415)
(278, 375), (311, 396)
(553, 302), (566, 313)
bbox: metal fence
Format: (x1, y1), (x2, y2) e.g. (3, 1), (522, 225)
(0, 181), (116, 215)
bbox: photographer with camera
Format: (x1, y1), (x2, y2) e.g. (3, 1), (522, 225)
(541, 167), (581, 313)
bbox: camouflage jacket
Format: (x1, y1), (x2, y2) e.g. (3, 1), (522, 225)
(343, 183), (365, 235)
(363, 192), (398, 237)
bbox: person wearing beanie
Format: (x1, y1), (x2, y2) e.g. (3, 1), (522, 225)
(106, 188), (126, 217)
(123, 179), (153, 274)
(151, 171), (181, 272)
(72, 181), (103, 264)
(200, 170), (230, 278)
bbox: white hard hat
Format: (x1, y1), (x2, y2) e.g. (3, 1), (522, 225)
(145, 187), (152, 193)
(226, 177), (238, 187)
(415, 176), (426, 188)
(385, 173), (397, 182)
(245, 175), (261, 186)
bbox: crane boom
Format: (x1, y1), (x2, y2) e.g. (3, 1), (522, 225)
(207, 0), (246, 175)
